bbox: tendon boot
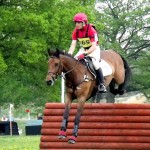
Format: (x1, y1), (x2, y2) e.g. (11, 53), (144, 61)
(95, 68), (107, 93)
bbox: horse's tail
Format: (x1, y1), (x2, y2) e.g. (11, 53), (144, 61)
(118, 55), (132, 95)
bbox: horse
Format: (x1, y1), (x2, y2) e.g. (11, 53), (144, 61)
(46, 49), (131, 144)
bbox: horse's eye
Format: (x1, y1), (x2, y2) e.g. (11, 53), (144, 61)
(55, 63), (59, 67)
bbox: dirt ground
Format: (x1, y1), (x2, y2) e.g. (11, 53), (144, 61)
(115, 92), (147, 104)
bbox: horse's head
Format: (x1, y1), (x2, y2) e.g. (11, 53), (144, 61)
(46, 49), (63, 86)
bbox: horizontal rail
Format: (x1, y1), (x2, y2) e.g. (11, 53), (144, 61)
(43, 115), (150, 123)
(40, 142), (150, 149)
(41, 128), (150, 136)
(42, 122), (150, 129)
(45, 103), (150, 109)
(44, 108), (150, 116)
(41, 135), (150, 143)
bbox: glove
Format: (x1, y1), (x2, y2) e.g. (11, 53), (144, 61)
(77, 53), (85, 60)
(68, 53), (72, 56)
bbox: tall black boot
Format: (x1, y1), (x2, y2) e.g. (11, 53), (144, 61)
(95, 68), (107, 93)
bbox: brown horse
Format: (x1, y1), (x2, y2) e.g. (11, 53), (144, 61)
(46, 49), (131, 144)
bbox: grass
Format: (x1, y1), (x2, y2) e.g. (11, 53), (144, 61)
(0, 136), (40, 150)
(0, 120), (41, 150)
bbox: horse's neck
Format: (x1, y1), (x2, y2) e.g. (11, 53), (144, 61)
(61, 55), (78, 73)
(60, 55), (84, 83)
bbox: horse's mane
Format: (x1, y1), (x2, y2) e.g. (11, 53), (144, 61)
(49, 48), (74, 59)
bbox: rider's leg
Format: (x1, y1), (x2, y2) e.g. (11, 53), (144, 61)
(89, 46), (107, 92)
(95, 68), (107, 92)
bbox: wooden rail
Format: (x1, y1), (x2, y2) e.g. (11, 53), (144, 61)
(40, 103), (150, 149)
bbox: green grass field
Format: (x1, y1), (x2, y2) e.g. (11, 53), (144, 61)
(0, 120), (41, 150)
(0, 136), (40, 150)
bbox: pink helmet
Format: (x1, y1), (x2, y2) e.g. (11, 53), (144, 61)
(73, 13), (88, 23)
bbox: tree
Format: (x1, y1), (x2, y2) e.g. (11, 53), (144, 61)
(95, 0), (150, 98)
(0, 0), (97, 106)
(0, 0), (149, 106)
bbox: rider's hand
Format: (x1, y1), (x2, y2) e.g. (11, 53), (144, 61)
(68, 52), (72, 56)
(77, 53), (86, 60)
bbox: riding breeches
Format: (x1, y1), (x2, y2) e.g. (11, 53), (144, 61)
(74, 46), (101, 70)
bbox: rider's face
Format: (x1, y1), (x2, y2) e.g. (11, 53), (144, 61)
(75, 22), (83, 29)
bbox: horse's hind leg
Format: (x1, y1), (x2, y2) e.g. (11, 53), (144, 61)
(117, 56), (131, 95)
(109, 79), (126, 96)
(118, 68), (131, 95)
(109, 79), (118, 95)
(68, 99), (85, 144)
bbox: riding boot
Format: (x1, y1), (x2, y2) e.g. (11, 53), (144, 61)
(95, 68), (107, 93)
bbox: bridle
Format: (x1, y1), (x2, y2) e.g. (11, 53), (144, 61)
(47, 55), (95, 87)
(47, 56), (63, 80)
(47, 56), (80, 80)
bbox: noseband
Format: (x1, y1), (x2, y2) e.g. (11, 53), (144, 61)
(48, 56), (62, 79)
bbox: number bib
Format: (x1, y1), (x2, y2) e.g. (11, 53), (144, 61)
(78, 37), (92, 48)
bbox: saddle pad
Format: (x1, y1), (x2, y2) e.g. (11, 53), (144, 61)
(100, 59), (112, 76)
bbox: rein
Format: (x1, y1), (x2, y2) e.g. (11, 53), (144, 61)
(48, 55), (94, 87)
(62, 59), (80, 79)
(49, 56), (80, 79)
(60, 57), (95, 87)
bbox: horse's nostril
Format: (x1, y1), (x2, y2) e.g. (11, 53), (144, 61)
(47, 80), (52, 85)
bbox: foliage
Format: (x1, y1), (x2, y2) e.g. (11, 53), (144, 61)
(0, 0), (149, 106)
(131, 51), (150, 98)
(94, 0), (150, 96)
(0, 53), (7, 75)
(0, 0), (97, 106)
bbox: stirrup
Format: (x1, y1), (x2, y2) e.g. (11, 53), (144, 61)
(98, 84), (107, 93)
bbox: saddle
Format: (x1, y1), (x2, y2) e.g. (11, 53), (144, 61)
(80, 57), (97, 79)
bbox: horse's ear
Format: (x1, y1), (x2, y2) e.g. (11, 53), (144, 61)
(47, 49), (54, 56)
(55, 48), (60, 57)
(56, 48), (60, 54)
(56, 48), (60, 52)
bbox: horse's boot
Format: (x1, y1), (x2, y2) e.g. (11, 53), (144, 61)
(95, 68), (107, 93)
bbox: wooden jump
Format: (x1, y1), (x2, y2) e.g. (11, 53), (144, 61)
(40, 103), (150, 149)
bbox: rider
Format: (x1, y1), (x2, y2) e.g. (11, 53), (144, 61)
(68, 12), (107, 92)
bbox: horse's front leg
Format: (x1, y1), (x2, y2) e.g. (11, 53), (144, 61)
(68, 99), (85, 144)
(58, 93), (72, 139)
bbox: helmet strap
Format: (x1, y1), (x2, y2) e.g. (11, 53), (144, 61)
(82, 22), (85, 27)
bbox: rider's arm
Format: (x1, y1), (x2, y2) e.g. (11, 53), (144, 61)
(68, 40), (77, 55)
(84, 41), (97, 55)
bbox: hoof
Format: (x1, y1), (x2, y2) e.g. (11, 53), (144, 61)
(110, 89), (119, 95)
(58, 130), (66, 139)
(119, 90), (126, 95)
(58, 135), (66, 139)
(68, 136), (76, 144)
